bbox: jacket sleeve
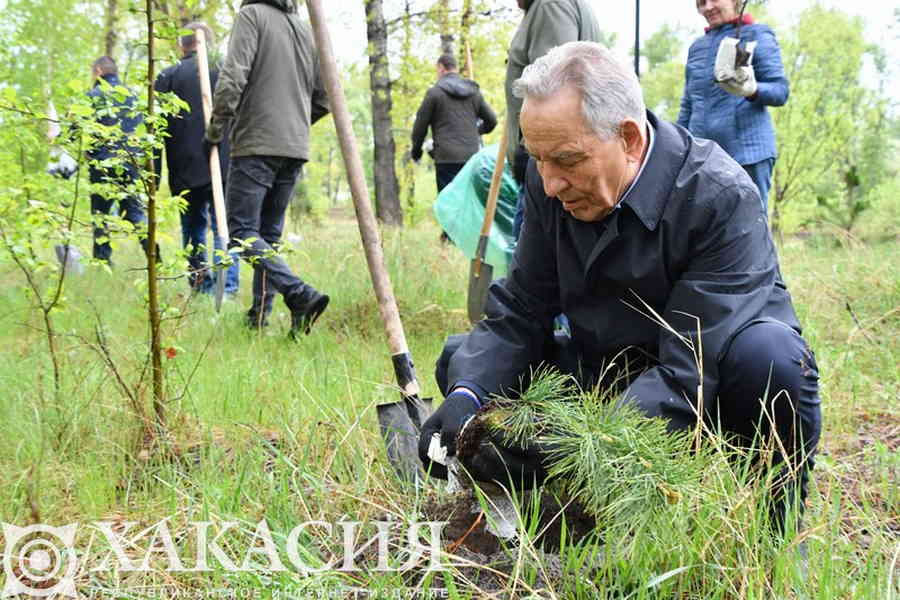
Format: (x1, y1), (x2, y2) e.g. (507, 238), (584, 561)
(310, 55), (330, 125)
(447, 162), (561, 400)
(527, 1), (581, 61)
(622, 177), (782, 428)
(476, 92), (497, 135)
(208, 10), (258, 143)
(750, 27), (789, 107)
(410, 90), (434, 160)
(676, 62), (692, 128)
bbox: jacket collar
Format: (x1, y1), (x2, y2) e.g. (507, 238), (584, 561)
(94, 73), (120, 87)
(705, 13), (754, 33)
(241, 0), (294, 12)
(619, 111), (689, 231)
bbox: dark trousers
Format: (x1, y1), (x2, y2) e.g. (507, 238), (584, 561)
(435, 162), (466, 192)
(226, 155), (307, 321)
(89, 166), (150, 263)
(742, 158), (775, 216)
(180, 185), (240, 295)
(436, 320), (821, 533)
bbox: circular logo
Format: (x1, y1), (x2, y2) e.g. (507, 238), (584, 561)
(2, 523), (78, 598)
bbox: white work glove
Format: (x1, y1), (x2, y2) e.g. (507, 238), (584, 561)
(714, 37), (758, 98)
(46, 149), (78, 180)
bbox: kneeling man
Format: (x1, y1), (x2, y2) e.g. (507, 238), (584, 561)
(419, 42), (821, 533)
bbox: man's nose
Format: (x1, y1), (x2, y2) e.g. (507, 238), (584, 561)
(539, 164), (569, 198)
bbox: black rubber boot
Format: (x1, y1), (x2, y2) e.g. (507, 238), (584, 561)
(286, 287), (329, 339)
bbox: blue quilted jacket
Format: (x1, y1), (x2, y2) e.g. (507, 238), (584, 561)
(677, 22), (789, 166)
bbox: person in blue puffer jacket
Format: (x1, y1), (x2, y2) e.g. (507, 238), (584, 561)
(678, 0), (789, 215)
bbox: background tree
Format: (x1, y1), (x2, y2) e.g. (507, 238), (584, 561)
(366, 0), (403, 225)
(771, 6), (895, 234)
(637, 24), (687, 122)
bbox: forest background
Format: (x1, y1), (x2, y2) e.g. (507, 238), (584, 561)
(0, 0), (897, 598)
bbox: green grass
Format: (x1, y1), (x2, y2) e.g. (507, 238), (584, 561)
(0, 218), (896, 599)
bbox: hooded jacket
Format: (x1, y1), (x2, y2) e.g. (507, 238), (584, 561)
(410, 72), (497, 164)
(207, 0), (328, 159)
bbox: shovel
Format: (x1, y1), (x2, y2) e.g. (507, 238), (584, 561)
(467, 124), (508, 324)
(195, 28), (229, 311)
(306, 0), (432, 483)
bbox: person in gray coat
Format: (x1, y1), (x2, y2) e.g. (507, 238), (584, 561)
(420, 42), (820, 536)
(410, 54), (497, 193)
(205, 0), (329, 336)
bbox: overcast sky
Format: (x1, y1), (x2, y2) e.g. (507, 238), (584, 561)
(326, 0), (899, 101)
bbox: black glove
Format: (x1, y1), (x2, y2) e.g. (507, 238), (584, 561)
(459, 433), (554, 490)
(418, 391), (479, 479)
(410, 146), (423, 163)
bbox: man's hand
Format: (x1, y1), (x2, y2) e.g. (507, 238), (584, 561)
(410, 146), (423, 163)
(459, 434), (553, 490)
(418, 390), (479, 478)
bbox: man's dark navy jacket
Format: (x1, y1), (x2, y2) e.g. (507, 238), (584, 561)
(154, 52), (229, 194)
(448, 112), (802, 425)
(86, 73), (141, 165)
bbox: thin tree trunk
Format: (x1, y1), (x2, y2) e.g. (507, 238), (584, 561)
(436, 0), (454, 56)
(365, 0), (402, 225)
(458, 0), (474, 73)
(145, 0), (166, 435)
(104, 0), (120, 57)
(401, 0), (416, 213)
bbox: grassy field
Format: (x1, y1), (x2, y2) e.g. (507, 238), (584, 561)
(0, 217), (896, 599)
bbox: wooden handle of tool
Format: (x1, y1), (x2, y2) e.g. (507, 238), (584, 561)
(479, 125), (508, 239)
(465, 42), (475, 80)
(195, 28), (229, 248)
(306, 0), (419, 397)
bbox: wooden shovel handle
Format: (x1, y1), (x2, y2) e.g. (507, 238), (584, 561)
(307, 0), (419, 398)
(479, 124), (508, 240)
(195, 29), (229, 248)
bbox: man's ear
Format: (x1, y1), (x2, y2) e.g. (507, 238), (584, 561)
(620, 119), (644, 164)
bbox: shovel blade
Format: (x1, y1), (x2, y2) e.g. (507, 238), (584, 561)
(377, 397), (431, 483)
(467, 258), (493, 324)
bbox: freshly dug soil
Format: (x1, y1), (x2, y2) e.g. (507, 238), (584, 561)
(421, 488), (597, 555)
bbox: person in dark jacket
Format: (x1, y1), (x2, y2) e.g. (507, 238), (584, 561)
(205, 0), (330, 336)
(420, 42), (820, 535)
(507, 0), (602, 240)
(85, 56), (156, 264)
(678, 0), (789, 214)
(410, 54), (497, 193)
(155, 23), (239, 296)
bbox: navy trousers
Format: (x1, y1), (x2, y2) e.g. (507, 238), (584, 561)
(742, 157), (775, 216)
(435, 162), (466, 193)
(180, 184), (240, 295)
(436, 320), (821, 533)
(89, 166), (149, 263)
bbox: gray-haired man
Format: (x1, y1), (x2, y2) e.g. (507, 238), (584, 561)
(420, 41), (821, 535)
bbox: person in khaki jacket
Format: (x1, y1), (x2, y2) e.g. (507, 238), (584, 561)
(506, 0), (602, 239)
(205, 0), (329, 336)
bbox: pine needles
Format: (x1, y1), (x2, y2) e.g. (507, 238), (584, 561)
(485, 367), (710, 533)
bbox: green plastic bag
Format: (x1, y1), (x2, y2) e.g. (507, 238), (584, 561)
(433, 144), (520, 277)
